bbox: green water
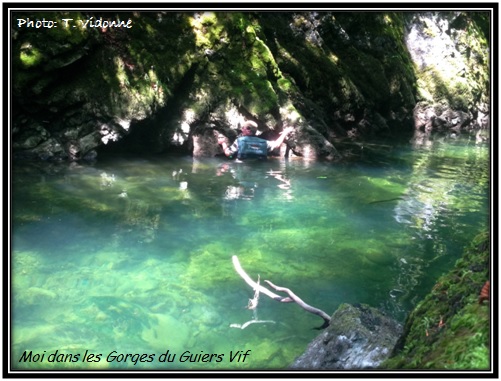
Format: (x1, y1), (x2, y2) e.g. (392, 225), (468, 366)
(11, 135), (489, 371)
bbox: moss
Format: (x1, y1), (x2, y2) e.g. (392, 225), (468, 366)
(277, 77), (293, 92)
(417, 65), (473, 110)
(410, 12), (489, 113)
(19, 47), (43, 68)
(182, 12), (288, 120)
(83, 12), (196, 118)
(189, 12), (226, 50)
(381, 231), (490, 370)
(47, 12), (90, 44)
(12, 11), (489, 156)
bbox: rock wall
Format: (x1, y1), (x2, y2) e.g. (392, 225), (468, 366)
(11, 11), (490, 161)
(404, 12), (490, 144)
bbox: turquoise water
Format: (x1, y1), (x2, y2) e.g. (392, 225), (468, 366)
(11, 135), (490, 371)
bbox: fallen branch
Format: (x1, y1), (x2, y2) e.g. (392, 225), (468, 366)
(232, 255), (331, 328)
(232, 255), (292, 302)
(265, 280), (331, 329)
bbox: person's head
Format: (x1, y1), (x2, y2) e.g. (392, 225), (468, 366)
(241, 121), (258, 136)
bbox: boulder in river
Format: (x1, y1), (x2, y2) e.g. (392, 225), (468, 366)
(290, 303), (402, 370)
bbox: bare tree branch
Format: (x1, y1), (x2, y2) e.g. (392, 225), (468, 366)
(232, 255), (292, 302)
(265, 280), (331, 328)
(232, 255), (331, 328)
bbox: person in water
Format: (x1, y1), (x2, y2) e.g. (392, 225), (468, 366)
(218, 121), (294, 160)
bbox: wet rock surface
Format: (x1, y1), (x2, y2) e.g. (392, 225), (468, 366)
(290, 303), (402, 370)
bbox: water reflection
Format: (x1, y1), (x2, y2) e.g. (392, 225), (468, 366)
(11, 136), (489, 370)
(390, 134), (489, 312)
(215, 161), (294, 202)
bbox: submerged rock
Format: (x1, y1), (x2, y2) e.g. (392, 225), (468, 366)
(290, 303), (402, 370)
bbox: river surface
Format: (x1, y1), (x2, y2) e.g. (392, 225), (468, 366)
(11, 134), (490, 371)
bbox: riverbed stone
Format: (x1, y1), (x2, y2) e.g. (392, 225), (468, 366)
(290, 303), (402, 370)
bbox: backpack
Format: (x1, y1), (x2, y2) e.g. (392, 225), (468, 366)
(236, 136), (268, 160)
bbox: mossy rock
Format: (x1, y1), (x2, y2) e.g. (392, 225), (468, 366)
(382, 230), (490, 370)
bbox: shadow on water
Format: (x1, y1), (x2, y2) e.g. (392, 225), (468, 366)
(11, 136), (489, 370)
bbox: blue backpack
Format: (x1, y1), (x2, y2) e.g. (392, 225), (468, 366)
(236, 136), (268, 160)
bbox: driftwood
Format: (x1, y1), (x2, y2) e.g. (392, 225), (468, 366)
(232, 255), (289, 301)
(230, 265), (277, 330)
(232, 255), (331, 329)
(265, 280), (331, 328)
